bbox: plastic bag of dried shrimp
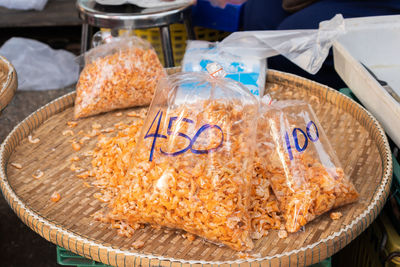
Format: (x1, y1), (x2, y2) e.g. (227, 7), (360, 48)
(110, 64), (259, 251)
(74, 35), (166, 119)
(256, 98), (359, 233)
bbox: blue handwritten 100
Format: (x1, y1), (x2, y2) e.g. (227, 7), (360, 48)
(145, 110), (224, 162)
(284, 121), (319, 160)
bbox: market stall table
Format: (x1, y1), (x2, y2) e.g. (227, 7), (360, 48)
(0, 0), (81, 28)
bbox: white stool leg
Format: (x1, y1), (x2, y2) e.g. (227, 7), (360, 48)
(160, 25), (174, 67)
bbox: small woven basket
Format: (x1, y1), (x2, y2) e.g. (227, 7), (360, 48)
(0, 55), (17, 113)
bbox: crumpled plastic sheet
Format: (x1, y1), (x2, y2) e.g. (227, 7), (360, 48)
(0, 37), (79, 91)
(0, 0), (48, 11)
(219, 14), (346, 74)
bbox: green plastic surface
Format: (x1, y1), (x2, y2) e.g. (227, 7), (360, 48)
(309, 258), (332, 267)
(338, 88), (359, 102)
(56, 246), (331, 267)
(392, 152), (400, 205)
(57, 246), (112, 267)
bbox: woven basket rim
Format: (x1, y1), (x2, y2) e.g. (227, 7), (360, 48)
(0, 69), (393, 265)
(0, 55), (14, 95)
(0, 55), (17, 111)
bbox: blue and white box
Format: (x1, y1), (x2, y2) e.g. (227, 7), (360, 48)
(182, 41), (266, 98)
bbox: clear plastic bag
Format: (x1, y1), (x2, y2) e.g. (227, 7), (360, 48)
(250, 161), (282, 239)
(219, 14), (345, 74)
(74, 36), (165, 119)
(182, 14), (344, 100)
(109, 68), (259, 251)
(256, 99), (359, 233)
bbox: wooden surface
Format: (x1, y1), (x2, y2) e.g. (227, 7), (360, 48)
(0, 70), (392, 266)
(0, 0), (81, 28)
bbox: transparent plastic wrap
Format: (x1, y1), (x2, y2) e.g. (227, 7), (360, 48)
(250, 160), (282, 239)
(182, 15), (345, 100)
(0, 37), (79, 90)
(74, 36), (166, 119)
(251, 96), (283, 239)
(257, 99), (359, 233)
(219, 14), (345, 74)
(109, 67), (259, 251)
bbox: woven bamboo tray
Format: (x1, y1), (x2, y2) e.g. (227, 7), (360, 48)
(0, 69), (392, 267)
(0, 55), (17, 113)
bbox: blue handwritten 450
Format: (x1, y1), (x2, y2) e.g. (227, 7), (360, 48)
(144, 110), (224, 162)
(284, 120), (319, 160)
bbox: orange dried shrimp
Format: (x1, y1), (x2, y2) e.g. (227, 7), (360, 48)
(74, 47), (165, 119)
(257, 104), (358, 233)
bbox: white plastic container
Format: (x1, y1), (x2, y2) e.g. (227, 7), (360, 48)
(333, 15), (400, 147)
